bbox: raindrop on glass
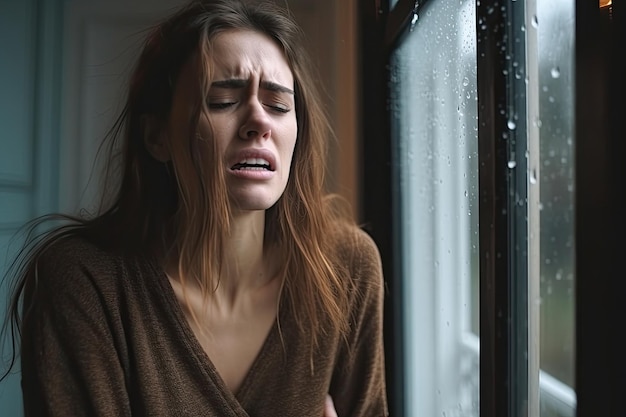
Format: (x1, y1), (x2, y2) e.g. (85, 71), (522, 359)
(409, 13), (418, 31)
(507, 120), (517, 130)
(531, 15), (538, 28)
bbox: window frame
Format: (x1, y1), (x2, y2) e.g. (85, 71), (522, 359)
(574, 1), (626, 416)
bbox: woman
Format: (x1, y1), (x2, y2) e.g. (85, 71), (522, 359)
(1, 1), (388, 415)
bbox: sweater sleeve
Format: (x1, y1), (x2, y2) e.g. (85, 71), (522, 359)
(329, 229), (389, 417)
(20, 240), (131, 417)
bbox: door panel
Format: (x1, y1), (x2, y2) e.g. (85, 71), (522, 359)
(0, 0), (35, 186)
(59, 0), (189, 215)
(0, 0), (38, 414)
(0, 1), (38, 414)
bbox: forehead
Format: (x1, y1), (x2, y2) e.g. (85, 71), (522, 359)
(208, 29), (294, 87)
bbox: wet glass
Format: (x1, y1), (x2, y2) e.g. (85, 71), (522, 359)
(388, 0), (479, 415)
(535, 0), (576, 415)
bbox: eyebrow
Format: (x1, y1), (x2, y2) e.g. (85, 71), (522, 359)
(210, 79), (295, 95)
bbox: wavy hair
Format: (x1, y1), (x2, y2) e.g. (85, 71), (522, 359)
(1, 0), (354, 379)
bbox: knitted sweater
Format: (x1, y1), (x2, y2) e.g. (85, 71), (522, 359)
(20, 225), (388, 416)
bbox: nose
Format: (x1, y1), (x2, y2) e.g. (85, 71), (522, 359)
(238, 100), (272, 140)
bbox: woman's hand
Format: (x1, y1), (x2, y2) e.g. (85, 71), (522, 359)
(324, 394), (338, 417)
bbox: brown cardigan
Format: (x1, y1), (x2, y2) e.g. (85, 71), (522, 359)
(20, 225), (388, 416)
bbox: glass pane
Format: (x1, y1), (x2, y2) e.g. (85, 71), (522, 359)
(536, 0), (576, 415)
(388, 0), (479, 415)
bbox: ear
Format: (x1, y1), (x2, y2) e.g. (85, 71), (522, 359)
(141, 115), (171, 162)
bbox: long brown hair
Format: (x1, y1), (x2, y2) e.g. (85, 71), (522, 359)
(1, 0), (353, 379)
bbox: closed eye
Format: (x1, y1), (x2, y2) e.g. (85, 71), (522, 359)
(208, 102), (236, 110)
(265, 103), (291, 114)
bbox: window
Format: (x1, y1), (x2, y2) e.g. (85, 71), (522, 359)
(359, 0), (588, 416)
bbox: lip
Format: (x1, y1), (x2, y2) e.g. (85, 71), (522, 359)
(228, 148), (277, 179)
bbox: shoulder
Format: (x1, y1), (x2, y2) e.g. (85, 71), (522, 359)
(38, 233), (116, 271)
(33, 233), (130, 295)
(329, 223), (384, 289)
(330, 223), (381, 265)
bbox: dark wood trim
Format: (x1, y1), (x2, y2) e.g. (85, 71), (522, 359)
(358, 1), (404, 416)
(575, 1), (626, 415)
(476, 1), (512, 416)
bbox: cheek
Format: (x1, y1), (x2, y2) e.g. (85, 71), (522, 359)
(193, 121), (212, 158)
(188, 139), (209, 176)
(283, 131), (298, 171)
(193, 115), (226, 157)
(197, 115), (232, 156)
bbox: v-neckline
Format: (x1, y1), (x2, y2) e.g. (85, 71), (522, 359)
(146, 257), (281, 414)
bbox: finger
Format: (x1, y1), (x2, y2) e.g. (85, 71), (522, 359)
(324, 394), (338, 417)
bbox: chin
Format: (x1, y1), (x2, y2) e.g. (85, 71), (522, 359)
(229, 195), (280, 212)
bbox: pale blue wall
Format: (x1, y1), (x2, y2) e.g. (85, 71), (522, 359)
(0, 0), (62, 414)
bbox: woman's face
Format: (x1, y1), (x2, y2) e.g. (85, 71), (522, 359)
(166, 29), (298, 213)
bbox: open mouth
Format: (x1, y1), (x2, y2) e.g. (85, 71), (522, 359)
(231, 158), (274, 171)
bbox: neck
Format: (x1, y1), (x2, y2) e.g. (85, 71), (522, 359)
(164, 210), (278, 297)
(221, 210), (273, 290)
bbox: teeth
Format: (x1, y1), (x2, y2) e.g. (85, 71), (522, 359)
(238, 158), (270, 166)
(232, 157), (272, 171)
